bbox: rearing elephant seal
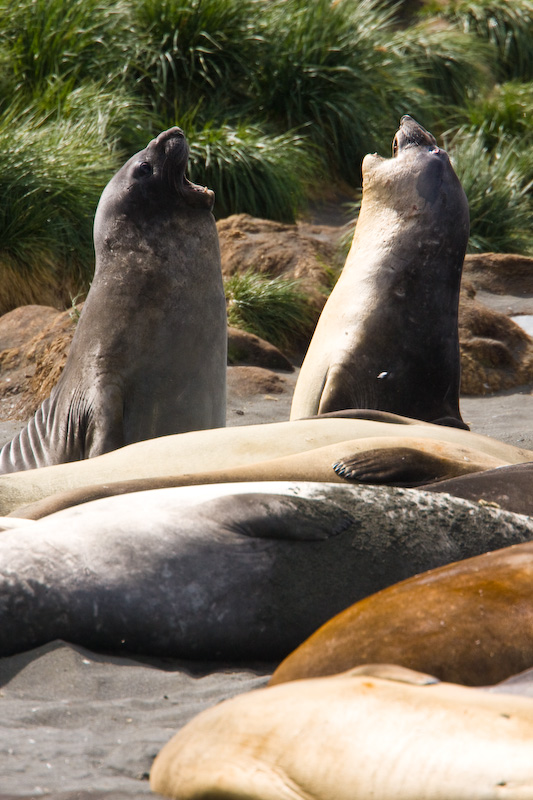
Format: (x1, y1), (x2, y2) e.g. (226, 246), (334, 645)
(0, 128), (227, 473)
(291, 116), (469, 428)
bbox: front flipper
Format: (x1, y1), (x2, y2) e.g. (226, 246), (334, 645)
(333, 439), (508, 486)
(199, 493), (355, 541)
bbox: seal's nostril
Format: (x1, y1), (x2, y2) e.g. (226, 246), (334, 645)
(156, 127), (185, 146)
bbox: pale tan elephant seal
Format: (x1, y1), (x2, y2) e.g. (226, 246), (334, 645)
(150, 664), (533, 800)
(0, 127), (227, 473)
(0, 417), (531, 517)
(291, 116), (469, 428)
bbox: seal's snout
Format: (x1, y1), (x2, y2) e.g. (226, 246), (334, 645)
(393, 115), (438, 156)
(155, 127), (185, 145)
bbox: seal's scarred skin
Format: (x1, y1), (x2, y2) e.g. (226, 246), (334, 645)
(0, 128), (227, 473)
(291, 116), (469, 428)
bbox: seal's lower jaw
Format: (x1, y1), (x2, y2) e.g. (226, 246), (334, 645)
(182, 177), (216, 210)
(156, 128), (215, 210)
(393, 115), (438, 156)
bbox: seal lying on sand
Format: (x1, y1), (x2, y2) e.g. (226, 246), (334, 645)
(0, 128), (227, 474)
(270, 539), (533, 688)
(1, 481), (532, 659)
(1, 416), (531, 518)
(150, 664), (533, 800)
(291, 116), (469, 428)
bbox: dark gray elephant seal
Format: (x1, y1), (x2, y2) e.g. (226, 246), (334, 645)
(1, 480), (532, 660)
(291, 116), (469, 429)
(0, 127), (227, 473)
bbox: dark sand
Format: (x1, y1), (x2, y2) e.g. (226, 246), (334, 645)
(0, 371), (531, 798)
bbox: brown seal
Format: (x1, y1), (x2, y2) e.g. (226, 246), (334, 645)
(270, 540), (533, 688)
(291, 116), (469, 428)
(0, 128), (227, 473)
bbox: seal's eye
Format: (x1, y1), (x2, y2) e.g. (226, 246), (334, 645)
(392, 135), (399, 157)
(136, 161), (153, 177)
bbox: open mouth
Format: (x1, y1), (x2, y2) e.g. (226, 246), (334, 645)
(158, 128), (215, 209)
(392, 115), (438, 157)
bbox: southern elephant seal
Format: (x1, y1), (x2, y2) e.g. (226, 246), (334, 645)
(421, 461), (533, 517)
(150, 665), (533, 800)
(291, 116), (469, 427)
(9, 434), (517, 519)
(1, 481), (533, 659)
(270, 539), (533, 688)
(0, 127), (226, 474)
(0, 416), (531, 517)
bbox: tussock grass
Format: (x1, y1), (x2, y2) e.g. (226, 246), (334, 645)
(187, 122), (321, 223)
(0, 106), (121, 312)
(448, 128), (533, 255)
(389, 19), (493, 116)
(249, 0), (425, 180)
(445, 0), (533, 81)
(225, 270), (318, 351)
(0, 0), (136, 95)
(463, 81), (533, 147)
(131, 0), (262, 118)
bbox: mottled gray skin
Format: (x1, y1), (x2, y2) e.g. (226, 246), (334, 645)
(0, 481), (532, 660)
(291, 116), (469, 429)
(0, 128), (227, 473)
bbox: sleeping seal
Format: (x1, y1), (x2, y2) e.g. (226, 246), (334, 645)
(291, 116), (469, 428)
(1, 481), (532, 659)
(150, 665), (533, 800)
(0, 127), (227, 473)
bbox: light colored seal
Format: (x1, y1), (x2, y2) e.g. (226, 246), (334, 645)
(291, 116), (469, 428)
(0, 417), (533, 515)
(0, 416), (531, 517)
(270, 539), (533, 688)
(9, 434), (519, 519)
(0, 127), (227, 474)
(150, 664), (533, 800)
(1, 481), (533, 659)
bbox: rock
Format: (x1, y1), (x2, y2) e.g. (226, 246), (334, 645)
(459, 279), (533, 396)
(217, 214), (345, 313)
(226, 366), (288, 398)
(227, 327), (293, 371)
(0, 305), (78, 420)
(463, 253), (533, 297)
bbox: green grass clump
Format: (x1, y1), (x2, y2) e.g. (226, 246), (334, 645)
(463, 81), (533, 148)
(0, 0), (137, 97)
(224, 270), (318, 351)
(187, 121), (321, 223)
(448, 128), (533, 255)
(444, 0), (533, 81)
(131, 0), (262, 119)
(388, 19), (493, 116)
(0, 105), (121, 312)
